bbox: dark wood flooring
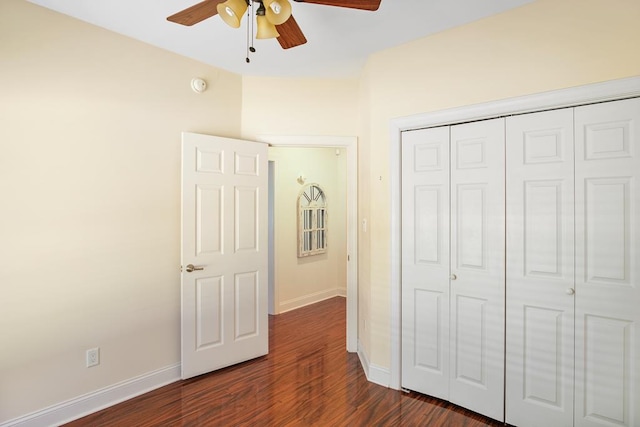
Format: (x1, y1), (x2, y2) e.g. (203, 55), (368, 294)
(65, 297), (503, 426)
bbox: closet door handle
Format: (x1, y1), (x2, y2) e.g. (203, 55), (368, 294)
(450, 274), (457, 280)
(566, 288), (575, 296)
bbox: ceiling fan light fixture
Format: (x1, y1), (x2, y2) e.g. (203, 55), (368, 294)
(256, 14), (280, 39)
(263, 0), (292, 25)
(216, 0), (248, 28)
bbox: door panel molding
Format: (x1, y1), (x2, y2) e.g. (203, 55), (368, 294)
(401, 126), (451, 399)
(505, 109), (575, 426)
(574, 98), (640, 427)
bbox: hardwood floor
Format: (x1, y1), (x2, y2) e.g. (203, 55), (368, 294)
(65, 297), (503, 426)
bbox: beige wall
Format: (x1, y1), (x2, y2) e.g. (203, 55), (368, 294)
(240, 76), (358, 140)
(268, 147), (347, 312)
(358, 0), (640, 369)
(0, 0), (242, 421)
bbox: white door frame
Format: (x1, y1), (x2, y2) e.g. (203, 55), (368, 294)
(257, 135), (358, 352)
(389, 76), (640, 390)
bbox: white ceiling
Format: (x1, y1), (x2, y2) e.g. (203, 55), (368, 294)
(26, 0), (533, 78)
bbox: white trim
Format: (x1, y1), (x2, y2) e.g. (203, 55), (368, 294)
(389, 76), (640, 391)
(278, 289), (344, 313)
(389, 120), (402, 391)
(369, 364), (391, 388)
(357, 341), (391, 388)
(357, 340), (372, 380)
(0, 364), (180, 427)
(257, 135), (359, 353)
(393, 76), (640, 131)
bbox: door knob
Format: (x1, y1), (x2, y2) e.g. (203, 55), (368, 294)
(450, 274), (457, 280)
(185, 264), (205, 273)
(566, 288), (575, 295)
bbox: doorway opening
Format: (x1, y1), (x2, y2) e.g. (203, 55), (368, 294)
(260, 135), (358, 352)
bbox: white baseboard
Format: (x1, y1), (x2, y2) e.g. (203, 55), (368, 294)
(1, 364), (181, 427)
(369, 362), (391, 388)
(277, 288), (344, 313)
(357, 340), (390, 388)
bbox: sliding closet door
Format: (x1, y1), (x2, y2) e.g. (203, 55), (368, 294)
(505, 109), (575, 427)
(574, 97), (640, 427)
(449, 118), (505, 421)
(401, 126), (451, 399)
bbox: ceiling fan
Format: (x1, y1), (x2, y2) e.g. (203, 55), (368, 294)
(167, 0), (382, 51)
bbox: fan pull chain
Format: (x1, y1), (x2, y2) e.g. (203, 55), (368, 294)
(245, 1), (255, 63)
(250, 1), (256, 53)
(245, 2), (250, 62)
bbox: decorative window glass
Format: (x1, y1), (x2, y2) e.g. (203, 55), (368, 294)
(298, 184), (327, 257)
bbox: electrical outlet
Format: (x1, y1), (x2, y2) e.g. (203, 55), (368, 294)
(86, 347), (100, 368)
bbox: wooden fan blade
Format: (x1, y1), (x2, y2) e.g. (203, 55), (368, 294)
(167, 0), (225, 26)
(293, 0), (381, 11)
(276, 16), (307, 49)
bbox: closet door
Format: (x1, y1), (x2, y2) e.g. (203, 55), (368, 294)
(574, 97), (640, 427)
(401, 126), (451, 399)
(449, 118), (505, 421)
(505, 109), (575, 427)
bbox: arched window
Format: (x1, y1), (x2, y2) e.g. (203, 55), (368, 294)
(298, 184), (327, 257)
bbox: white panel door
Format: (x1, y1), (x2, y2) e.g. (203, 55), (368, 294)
(574, 98), (640, 427)
(449, 118), (505, 421)
(181, 132), (268, 379)
(505, 109), (575, 427)
(402, 126), (451, 399)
